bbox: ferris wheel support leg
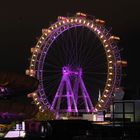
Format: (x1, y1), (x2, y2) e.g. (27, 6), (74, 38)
(50, 78), (64, 111)
(79, 77), (94, 112)
(66, 76), (78, 113)
(73, 78), (79, 106)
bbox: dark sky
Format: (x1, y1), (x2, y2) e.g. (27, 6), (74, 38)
(0, 0), (140, 98)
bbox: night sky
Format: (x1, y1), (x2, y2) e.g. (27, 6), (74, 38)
(0, 0), (140, 99)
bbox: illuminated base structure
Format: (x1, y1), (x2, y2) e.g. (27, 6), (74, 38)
(4, 122), (26, 138)
(50, 66), (94, 116)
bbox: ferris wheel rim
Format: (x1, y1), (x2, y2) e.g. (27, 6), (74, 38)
(28, 14), (122, 112)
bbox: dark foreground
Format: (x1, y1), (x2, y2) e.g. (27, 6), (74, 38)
(15, 120), (140, 140)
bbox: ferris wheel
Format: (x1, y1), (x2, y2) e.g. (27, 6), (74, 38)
(26, 12), (124, 115)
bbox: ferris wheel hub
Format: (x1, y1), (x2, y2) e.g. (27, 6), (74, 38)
(62, 66), (82, 76)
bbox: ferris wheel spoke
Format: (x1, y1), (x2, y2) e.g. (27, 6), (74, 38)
(82, 42), (104, 68)
(79, 29), (94, 65)
(83, 61), (107, 71)
(53, 41), (65, 65)
(83, 50), (106, 69)
(74, 26), (78, 65)
(84, 76), (106, 85)
(44, 82), (60, 99)
(67, 26), (79, 65)
(43, 79), (59, 89)
(79, 29), (99, 64)
(42, 74), (61, 80)
(76, 26), (86, 65)
(42, 70), (61, 74)
(44, 60), (62, 68)
(83, 59), (107, 71)
(84, 72), (108, 75)
(55, 33), (69, 65)
(59, 29), (71, 65)
(45, 49), (63, 67)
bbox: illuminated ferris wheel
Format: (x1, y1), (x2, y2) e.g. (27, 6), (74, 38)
(26, 12), (125, 115)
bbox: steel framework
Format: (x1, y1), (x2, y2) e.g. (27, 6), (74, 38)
(26, 12), (123, 115)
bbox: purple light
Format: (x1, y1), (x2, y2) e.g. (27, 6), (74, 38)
(50, 66), (94, 115)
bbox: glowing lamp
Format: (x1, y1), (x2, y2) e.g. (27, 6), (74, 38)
(107, 84), (111, 87)
(42, 28), (47, 33)
(109, 36), (120, 41)
(34, 98), (38, 101)
(101, 99), (104, 102)
(105, 45), (108, 48)
(95, 19), (105, 25)
(36, 102), (40, 105)
(117, 60), (127, 67)
(107, 49), (111, 52)
(108, 78), (112, 81)
(100, 35), (103, 38)
(39, 106), (42, 109)
(76, 12), (87, 17)
(105, 89), (109, 92)
(103, 94), (107, 98)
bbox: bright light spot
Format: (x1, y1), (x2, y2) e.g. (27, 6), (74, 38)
(36, 102), (40, 105)
(34, 98), (38, 101)
(108, 78), (112, 81)
(101, 99), (104, 102)
(38, 41), (42, 44)
(35, 49), (38, 52)
(44, 33), (47, 36)
(33, 93), (37, 96)
(97, 30), (101, 34)
(39, 106), (42, 109)
(107, 84), (111, 87)
(100, 35), (103, 38)
(47, 29), (51, 33)
(75, 18), (78, 22)
(41, 37), (45, 40)
(103, 94), (107, 97)
(94, 108), (98, 112)
(70, 19), (74, 22)
(109, 72), (113, 75)
(94, 27), (97, 31)
(105, 45), (108, 48)
(105, 89), (109, 92)
(87, 22), (90, 26)
(109, 67), (113, 69)
(108, 55), (112, 58)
